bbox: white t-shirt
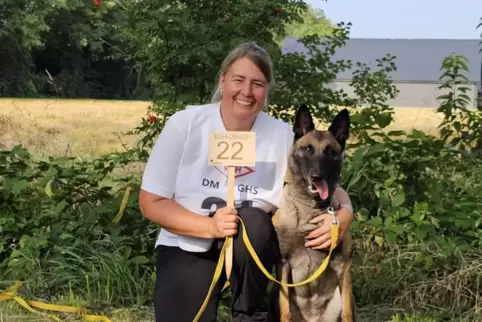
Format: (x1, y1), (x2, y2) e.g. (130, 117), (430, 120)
(140, 102), (295, 252)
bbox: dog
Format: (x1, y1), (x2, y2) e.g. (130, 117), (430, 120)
(270, 104), (356, 322)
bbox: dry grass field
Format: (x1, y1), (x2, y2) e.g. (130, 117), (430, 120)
(0, 98), (150, 159)
(0, 98), (445, 159)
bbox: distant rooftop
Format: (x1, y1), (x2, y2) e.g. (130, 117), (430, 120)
(281, 37), (482, 83)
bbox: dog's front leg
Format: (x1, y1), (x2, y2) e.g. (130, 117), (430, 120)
(340, 262), (355, 322)
(279, 262), (291, 322)
(339, 232), (356, 322)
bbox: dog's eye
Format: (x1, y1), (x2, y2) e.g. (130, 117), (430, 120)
(324, 147), (337, 158)
(302, 145), (314, 154)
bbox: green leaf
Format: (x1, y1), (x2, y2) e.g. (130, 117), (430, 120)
(45, 179), (54, 198)
(385, 231), (397, 243)
(367, 216), (383, 228)
(423, 254), (433, 268)
(429, 216), (441, 229)
(399, 208), (411, 218)
(387, 130), (406, 136)
(384, 216), (393, 227)
(374, 235), (384, 246)
(374, 112), (392, 128)
(391, 191), (405, 207)
(352, 147), (365, 164)
(414, 225), (429, 241)
(129, 256), (150, 265)
(365, 143), (385, 156)
(408, 129), (427, 139)
(389, 225), (405, 234)
(349, 113), (370, 125)
(12, 179), (29, 194)
(475, 217), (481, 229)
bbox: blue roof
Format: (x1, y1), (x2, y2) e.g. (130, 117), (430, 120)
(281, 37), (482, 84)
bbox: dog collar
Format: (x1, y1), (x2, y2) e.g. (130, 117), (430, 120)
(282, 172), (340, 222)
(285, 186), (336, 211)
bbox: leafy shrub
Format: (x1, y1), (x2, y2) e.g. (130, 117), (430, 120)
(0, 148), (154, 307)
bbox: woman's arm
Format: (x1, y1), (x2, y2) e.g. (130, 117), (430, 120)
(139, 191), (216, 239)
(333, 184), (354, 235)
(138, 110), (216, 239)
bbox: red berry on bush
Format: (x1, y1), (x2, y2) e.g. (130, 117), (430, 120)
(147, 115), (157, 123)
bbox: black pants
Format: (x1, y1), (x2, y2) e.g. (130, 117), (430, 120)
(154, 207), (279, 322)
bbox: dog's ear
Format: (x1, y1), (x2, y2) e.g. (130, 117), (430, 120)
(293, 104), (315, 142)
(328, 109), (350, 150)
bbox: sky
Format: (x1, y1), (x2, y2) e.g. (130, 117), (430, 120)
(307, 0), (481, 40)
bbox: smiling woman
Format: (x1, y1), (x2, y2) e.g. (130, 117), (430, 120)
(137, 41), (354, 322)
(212, 42), (274, 131)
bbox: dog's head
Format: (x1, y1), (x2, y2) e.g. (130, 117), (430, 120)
(289, 104), (350, 204)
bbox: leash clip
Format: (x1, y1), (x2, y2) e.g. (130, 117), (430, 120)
(326, 206), (339, 226)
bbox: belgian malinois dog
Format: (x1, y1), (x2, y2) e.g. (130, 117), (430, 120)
(271, 104), (356, 322)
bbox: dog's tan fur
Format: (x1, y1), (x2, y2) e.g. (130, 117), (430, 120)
(271, 106), (356, 322)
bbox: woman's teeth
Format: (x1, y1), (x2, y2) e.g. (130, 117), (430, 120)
(236, 99), (253, 106)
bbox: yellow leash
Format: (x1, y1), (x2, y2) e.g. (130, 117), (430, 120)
(193, 213), (339, 321)
(10, 184), (337, 322)
(0, 281), (111, 321)
(241, 217), (339, 287)
(0, 185), (133, 322)
(192, 236), (230, 322)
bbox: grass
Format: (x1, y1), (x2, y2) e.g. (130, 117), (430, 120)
(0, 238), (156, 322)
(0, 98), (445, 159)
(0, 303), (448, 322)
(0, 98), (150, 159)
(0, 304), (154, 322)
(3, 242), (480, 322)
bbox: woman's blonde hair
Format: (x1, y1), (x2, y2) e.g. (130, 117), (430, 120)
(211, 42), (275, 110)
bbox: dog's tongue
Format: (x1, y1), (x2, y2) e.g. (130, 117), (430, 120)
(314, 181), (329, 200)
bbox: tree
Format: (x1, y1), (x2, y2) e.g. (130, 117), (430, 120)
(0, 0), (55, 96)
(123, 0), (399, 160)
(0, 0), (332, 99)
(122, 0), (308, 105)
(281, 5), (335, 40)
(0, 0), (137, 98)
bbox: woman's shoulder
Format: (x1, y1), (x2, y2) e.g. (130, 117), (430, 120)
(258, 111), (293, 134)
(171, 102), (217, 119)
(184, 102), (219, 112)
(166, 102), (218, 129)
(257, 112), (295, 151)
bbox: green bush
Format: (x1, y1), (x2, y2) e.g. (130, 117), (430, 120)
(0, 149), (155, 308)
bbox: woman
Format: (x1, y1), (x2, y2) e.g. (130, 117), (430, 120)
(138, 42), (354, 322)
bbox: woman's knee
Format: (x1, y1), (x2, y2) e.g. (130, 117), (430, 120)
(154, 245), (223, 322)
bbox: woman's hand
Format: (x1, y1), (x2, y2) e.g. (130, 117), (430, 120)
(210, 207), (238, 238)
(304, 205), (353, 250)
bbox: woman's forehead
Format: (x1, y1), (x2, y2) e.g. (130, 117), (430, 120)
(226, 57), (267, 82)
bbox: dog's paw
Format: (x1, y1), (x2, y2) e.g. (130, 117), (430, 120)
(299, 222), (318, 235)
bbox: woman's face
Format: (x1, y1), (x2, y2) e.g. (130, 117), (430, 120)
(219, 57), (268, 121)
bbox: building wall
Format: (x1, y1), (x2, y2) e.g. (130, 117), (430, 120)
(328, 81), (479, 109)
